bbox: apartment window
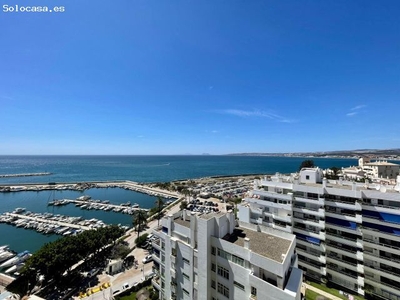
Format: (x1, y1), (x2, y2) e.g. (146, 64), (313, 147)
(211, 280), (216, 289)
(211, 263), (216, 272)
(217, 248), (244, 267)
(183, 257), (190, 264)
(211, 246), (216, 255)
(217, 248), (231, 260)
(232, 254), (244, 267)
(183, 273), (190, 280)
(251, 286), (257, 297)
(183, 288), (189, 296)
(234, 281), (245, 291)
(217, 282), (229, 298)
(217, 266), (229, 280)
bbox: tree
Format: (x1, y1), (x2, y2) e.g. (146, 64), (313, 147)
(299, 160), (315, 171)
(180, 200), (188, 210)
(155, 196), (164, 227)
(133, 209), (148, 238)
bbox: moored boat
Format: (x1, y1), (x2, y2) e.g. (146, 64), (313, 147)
(0, 250), (30, 268)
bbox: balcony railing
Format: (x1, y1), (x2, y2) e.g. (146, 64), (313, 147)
(363, 202), (400, 210)
(328, 267), (358, 279)
(362, 237), (400, 251)
(326, 242), (357, 254)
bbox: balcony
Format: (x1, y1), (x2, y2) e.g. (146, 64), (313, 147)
(326, 243), (363, 261)
(294, 217), (325, 229)
(325, 211), (362, 223)
(325, 234), (363, 249)
(298, 258), (326, 275)
(325, 200), (361, 210)
(328, 275), (364, 295)
(364, 252), (400, 269)
(297, 238), (326, 252)
(272, 213), (292, 223)
(293, 206), (325, 217)
(152, 277), (161, 290)
(364, 264), (400, 282)
(294, 196), (324, 205)
(362, 227), (400, 243)
(152, 239), (161, 250)
(326, 255), (363, 273)
(365, 278), (399, 299)
(293, 226), (325, 241)
(363, 237), (400, 253)
(363, 215), (400, 229)
(325, 221), (362, 235)
(297, 248), (326, 264)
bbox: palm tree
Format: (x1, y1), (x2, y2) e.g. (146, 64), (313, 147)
(132, 209), (148, 238)
(155, 196), (164, 227)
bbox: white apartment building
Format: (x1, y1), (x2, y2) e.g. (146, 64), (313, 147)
(238, 168), (400, 300)
(151, 210), (303, 300)
(359, 157), (400, 180)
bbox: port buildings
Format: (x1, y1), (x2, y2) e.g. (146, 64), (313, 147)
(151, 210), (303, 300)
(238, 168), (400, 299)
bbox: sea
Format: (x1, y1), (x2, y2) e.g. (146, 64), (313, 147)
(0, 155), (357, 254)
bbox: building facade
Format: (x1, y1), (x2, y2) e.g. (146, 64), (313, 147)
(238, 168), (400, 299)
(151, 210), (303, 300)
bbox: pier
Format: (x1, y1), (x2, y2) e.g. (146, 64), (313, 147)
(0, 172), (52, 178)
(0, 180), (180, 199)
(4, 213), (92, 231)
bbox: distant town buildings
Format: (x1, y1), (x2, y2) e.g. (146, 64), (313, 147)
(151, 210), (303, 300)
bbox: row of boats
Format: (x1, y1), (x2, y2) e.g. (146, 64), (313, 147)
(48, 195), (142, 215)
(0, 210), (129, 236)
(0, 246), (31, 275)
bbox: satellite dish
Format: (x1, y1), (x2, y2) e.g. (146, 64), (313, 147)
(375, 184), (381, 191)
(380, 186), (387, 193)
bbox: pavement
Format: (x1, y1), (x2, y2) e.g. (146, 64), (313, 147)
(75, 197), (183, 300)
(303, 283), (344, 300)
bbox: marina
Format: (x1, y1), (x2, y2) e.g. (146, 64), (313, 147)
(48, 197), (148, 214)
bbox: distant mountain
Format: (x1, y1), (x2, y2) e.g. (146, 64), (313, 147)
(227, 149), (400, 159)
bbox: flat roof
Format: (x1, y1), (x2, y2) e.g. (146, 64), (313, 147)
(199, 211), (225, 220)
(174, 216), (191, 228)
(223, 227), (291, 263)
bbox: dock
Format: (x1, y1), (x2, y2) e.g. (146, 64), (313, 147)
(49, 199), (149, 213)
(0, 180), (180, 200)
(5, 213), (92, 231)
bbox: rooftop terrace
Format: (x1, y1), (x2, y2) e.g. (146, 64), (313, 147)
(223, 227), (292, 263)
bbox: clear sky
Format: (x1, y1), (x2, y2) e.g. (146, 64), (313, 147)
(1, 0), (399, 155)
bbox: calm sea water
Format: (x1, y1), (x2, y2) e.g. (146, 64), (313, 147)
(0, 155), (357, 253)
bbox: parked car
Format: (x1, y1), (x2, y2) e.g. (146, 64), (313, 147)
(142, 255), (153, 263)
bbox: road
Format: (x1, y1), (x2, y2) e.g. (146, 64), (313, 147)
(76, 198), (183, 300)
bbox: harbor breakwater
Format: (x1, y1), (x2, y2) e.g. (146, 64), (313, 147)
(0, 180), (179, 199)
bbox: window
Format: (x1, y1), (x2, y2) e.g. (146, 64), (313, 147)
(217, 266), (229, 280)
(217, 248), (244, 267)
(232, 254), (244, 266)
(234, 281), (245, 291)
(217, 282), (229, 298)
(211, 263), (216, 272)
(183, 288), (189, 296)
(211, 246), (216, 255)
(183, 273), (190, 280)
(183, 257), (190, 264)
(211, 280), (216, 289)
(251, 286), (257, 297)
(306, 175), (310, 180)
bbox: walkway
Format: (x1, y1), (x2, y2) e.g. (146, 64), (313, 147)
(303, 283), (344, 300)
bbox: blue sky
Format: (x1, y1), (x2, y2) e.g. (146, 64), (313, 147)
(1, 1), (399, 155)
